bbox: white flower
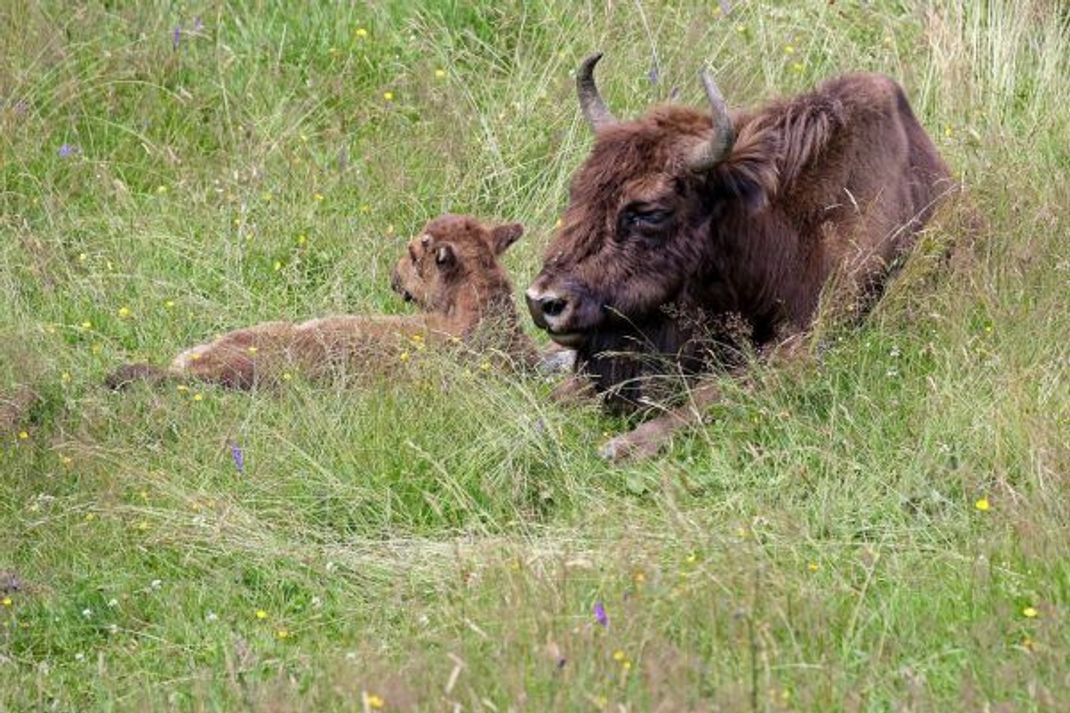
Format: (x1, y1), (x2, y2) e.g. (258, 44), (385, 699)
(205, 611), (218, 622)
(150, 579), (162, 590)
(107, 598), (119, 608)
(81, 608), (92, 619)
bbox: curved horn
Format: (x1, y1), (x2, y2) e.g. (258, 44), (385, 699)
(687, 69), (736, 172)
(577, 52), (616, 131)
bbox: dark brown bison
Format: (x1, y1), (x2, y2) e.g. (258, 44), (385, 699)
(526, 53), (952, 460)
(107, 214), (553, 390)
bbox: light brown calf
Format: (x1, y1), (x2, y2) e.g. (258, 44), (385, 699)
(106, 214), (548, 390)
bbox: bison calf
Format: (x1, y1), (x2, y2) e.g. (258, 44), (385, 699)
(527, 53), (953, 461)
(107, 214), (545, 390)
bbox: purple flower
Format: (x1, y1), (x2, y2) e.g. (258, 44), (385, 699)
(593, 601), (608, 627)
(647, 63), (660, 85)
(58, 143), (79, 158)
(230, 443), (244, 473)
(172, 25), (182, 51)
(193, 16), (204, 32)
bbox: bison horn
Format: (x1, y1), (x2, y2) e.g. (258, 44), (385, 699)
(577, 52), (616, 131)
(687, 69), (736, 172)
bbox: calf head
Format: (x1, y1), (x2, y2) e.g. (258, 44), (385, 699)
(391, 214), (524, 325)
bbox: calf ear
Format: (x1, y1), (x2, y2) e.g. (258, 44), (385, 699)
(435, 242), (457, 268)
(490, 222), (524, 255)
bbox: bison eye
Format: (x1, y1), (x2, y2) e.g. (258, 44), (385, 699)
(620, 207), (672, 233)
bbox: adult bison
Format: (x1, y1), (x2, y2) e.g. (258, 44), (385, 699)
(527, 53), (952, 461)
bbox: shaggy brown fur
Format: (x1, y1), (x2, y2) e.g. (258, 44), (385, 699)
(527, 57), (953, 460)
(106, 214), (542, 390)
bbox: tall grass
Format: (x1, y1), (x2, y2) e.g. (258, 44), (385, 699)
(1, 1), (1067, 710)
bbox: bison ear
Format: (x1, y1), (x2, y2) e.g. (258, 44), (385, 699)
(435, 242), (456, 267)
(490, 222), (524, 255)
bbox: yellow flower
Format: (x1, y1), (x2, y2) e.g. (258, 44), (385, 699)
(17, 431), (29, 440)
(383, 91), (394, 101)
(807, 562), (819, 572)
(366, 693), (384, 709)
(612, 650), (626, 662)
(156, 185), (168, 194)
(117, 306), (132, 318)
(61, 456), (73, 465)
(176, 384), (189, 392)
(276, 628), (290, 639)
(355, 27), (368, 38)
(1, 597), (11, 607)
(1022, 606), (1038, 618)
(81, 321), (92, 330)
(398, 351), (410, 363)
(622, 660), (632, 671)
(792, 62), (804, 73)
(255, 609), (267, 620)
(479, 361), (491, 372)
(554, 218), (563, 229)
(686, 552), (697, 564)
(359, 204), (371, 214)
(165, 300), (176, 308)
(136, 521), (149, 531)
(192, 393), (204, 402)
(633, 570), (646, 584)
(944, 126), (953, 138)
(784, 45), (795, 54)
(282, 372), (293, 381)
(78, 253), (87, 262)
(296, 234), (307, 246)
(247, 346), (259, 355)
(434, 68), (446, 79)
(975, 498), (990, 512)
(313, 193), (324, 202)
(84, 513), (95, 521)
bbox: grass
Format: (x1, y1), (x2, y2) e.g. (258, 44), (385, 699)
(1, 0), (1067, 710)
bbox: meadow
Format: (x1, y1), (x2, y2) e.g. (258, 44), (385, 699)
(1, 0), (1067, 710)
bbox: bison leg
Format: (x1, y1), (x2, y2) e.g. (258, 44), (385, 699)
(599, 379), (726, 462)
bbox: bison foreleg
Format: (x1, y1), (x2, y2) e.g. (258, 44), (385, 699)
(599, 379), (726, 462)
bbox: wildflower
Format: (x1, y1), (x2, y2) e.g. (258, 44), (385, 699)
(192, 393), (204, 401)
(355, 27), (368, 38)
(205, 611), (218, 622)
(255, 609), (268, 620)
(176, 384), (189, 392)
(193, 17), (204, 32)
(82, 608), (92, 619)
(633, 570), (646, 584)
(479, 361), (491, 372)
(165, 300), (176, 308)
(61, 456), (73, 465)
(434, 68), (446, 79)
(554, 218), (563, 229)
(686, 552), (698, 564)
(359, 204), (371, 214)
(81, 320), (92, 330)
(398, 351), (410, 363)
(365, 693), (385, 709)
(296, 233), (307, 246)
(612, 650), (625, 662)
(784, 45), (795, 54)
(1022, 606), (1038, 619)
(117, 306), (131, 318)
(246, 346), (258, 354)
(593, 601), (608, 627)
(313, 192), (324, 202)
(383, 91), (394, 101)
(974, 498), (990, 512)
(136, 521), (149, 531)
(108, 624), (119, 635)
(58, 143), (79, 158)
(17, 431), (28, 440)
(276, 628), (290, 639)
(150, 579), (162, 590)
(807, 562), (819, 572)
(107, 598), (118, 608)
(282, 372), (293, 381)
(172, 26), (181, 51)
(792, 62), (804, 73)
(273, 260), (282, 271)
(230, 443), (245, 474)
(84, 513), (95, 521)
(1, 597), (11, 607)
(61, 372), (71, 383)
(944, 126), (953, 138)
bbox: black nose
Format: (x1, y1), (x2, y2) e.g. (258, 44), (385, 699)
(540, 296), (567, 317)
(525, 293), (568, 329)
